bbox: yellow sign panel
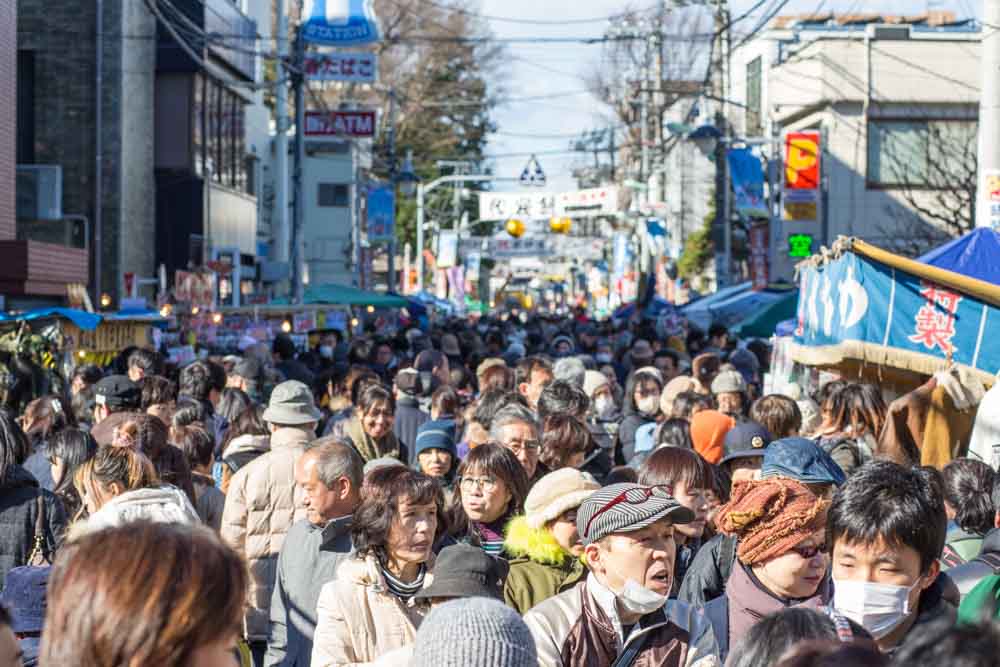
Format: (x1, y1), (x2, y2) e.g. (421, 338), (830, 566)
(783, 201), (818, 221)
(64, 322), (150, 353)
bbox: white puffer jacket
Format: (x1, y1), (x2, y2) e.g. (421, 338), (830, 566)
(74, 485), (200, 537)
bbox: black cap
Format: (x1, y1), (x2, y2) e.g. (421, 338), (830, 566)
(413, 544), (507, 601)
(720, 421), (773, 464)
(94, 375), (140, 409)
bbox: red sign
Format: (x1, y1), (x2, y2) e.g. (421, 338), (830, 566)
(785, 131), (820, 190)
(748, 223), (769, 291)
(123, 272), (135, 298)
(304, 111), (376, 137)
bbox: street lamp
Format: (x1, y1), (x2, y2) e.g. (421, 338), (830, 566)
(397, 150), (419, 198)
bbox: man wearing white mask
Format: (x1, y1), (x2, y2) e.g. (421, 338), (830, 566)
(827, 461), (955, 655)
(524, 483), (721, 667)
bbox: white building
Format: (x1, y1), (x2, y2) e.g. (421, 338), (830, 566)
(730, 12), (980, 280)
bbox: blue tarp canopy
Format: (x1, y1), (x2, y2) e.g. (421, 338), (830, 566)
(0, 308), (102, 331)
(612, 296), (679, 321)
(918, 228), (1000, 285)
(681, 282), (753, 330)
(706, 287), (797, 330)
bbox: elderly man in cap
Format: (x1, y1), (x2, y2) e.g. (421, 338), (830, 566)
(222, 380), (320, 666)
(88, 374), (142, 447)
(524, 483), (720, 667)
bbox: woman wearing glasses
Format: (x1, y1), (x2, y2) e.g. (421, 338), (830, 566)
(312, 466), (445, 666)
(446, 442), (529, 557)
(702, 477), (831, 662)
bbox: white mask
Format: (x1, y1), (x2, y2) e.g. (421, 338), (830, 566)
(637, 396), (659, 416)
(318, 345), (334, 359)
(617, 577), (669, 616)
(595, 396), (616, 419)
(832, 577), (920, 638)
(596, 353), (613, 364)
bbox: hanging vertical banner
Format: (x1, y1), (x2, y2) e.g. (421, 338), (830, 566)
(365, 185), (395, 244)
(783, 131), (821, 222)
(748, 223), (770, 291)
(726, 148), (768, 217)
(301, 0), (381, 45)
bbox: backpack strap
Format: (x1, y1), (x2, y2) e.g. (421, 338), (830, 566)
(719, 535), (738, 585)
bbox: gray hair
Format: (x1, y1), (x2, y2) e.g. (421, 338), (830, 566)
(553, 356), (586, 388)
(305, 437), (364, 490)
(489, 404), (539, 441)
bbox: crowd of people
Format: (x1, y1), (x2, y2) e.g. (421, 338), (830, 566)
(1, 312), (1000, 666)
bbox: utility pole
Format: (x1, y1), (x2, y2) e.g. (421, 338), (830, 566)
(387, 89), (398, 292)
(290, 24), (305, 303)
(713, 0), (732, 287)
(977, 0), (1000, 229)
(274, 0), (291, 296)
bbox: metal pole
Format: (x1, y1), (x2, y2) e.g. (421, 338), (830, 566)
(274, 0), (290, 281)
(94, 0), (103, 303)
(416, 183), (425, 292)
(978, 0), (1000, 228)
(387, 90), (397, 292)
(290, 26), (305, 303)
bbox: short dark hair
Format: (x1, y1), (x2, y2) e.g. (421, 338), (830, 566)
(539, 415), (592, 470)
(537, 380), (590, 424)
(889, 617), (1000, 667)
(828, 461), (946, 574)
(273, 334), (296, 361)
(942, 459), (996, 536)
(671, 392), (714, 420)
(727, 608), (837, 667)
(751, 394), (803, 439)
(356, 383), (395, 415)
(514, 356), (553, 388)
(140, 375), (177, 410)
(179, 361), (213, 402)
(72, 364), (104, 386)
(431, 385), (461, 419)
(638, 446), (710, 490)
(352, 467), (445, 558)
(708, 324), (729, 340)
(656, 418), (693, 449)
(172, 397), (208, 429)
(127, 349), (162, 376)
(654, 349), (680, 366)
(416, 349), (446, 373)
(473, 388), (527, 432)
(175, 424), (215, 469)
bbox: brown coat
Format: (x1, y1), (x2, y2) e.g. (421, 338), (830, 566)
(221, 426), (311, 641)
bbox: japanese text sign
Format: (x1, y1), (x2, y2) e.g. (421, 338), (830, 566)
(304, 110), (376, 137)
(795, 250), (1000, 374)
(304, 52), (378, 82)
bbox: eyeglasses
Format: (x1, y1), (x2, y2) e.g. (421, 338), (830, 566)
(584, 484), (672, 538)
(460, 476), (499, 492)
(505, 439), (540, 455)
(791, 543), (828, 560)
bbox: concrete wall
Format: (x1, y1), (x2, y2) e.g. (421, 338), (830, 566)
(18, 0), (156, 299)
(302, 144), (354, 285)
(0, 1), (14, 241)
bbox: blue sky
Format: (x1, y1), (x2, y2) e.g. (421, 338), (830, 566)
(481, 0), (980, 191)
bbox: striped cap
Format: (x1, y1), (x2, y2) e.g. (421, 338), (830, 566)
(577, 483), (695, 546)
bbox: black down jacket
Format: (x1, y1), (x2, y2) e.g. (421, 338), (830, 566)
(0, 465), (67, 590)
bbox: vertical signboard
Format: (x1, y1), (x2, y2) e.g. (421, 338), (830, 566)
(783, 131), (820, 223)
(365, 186), (395, 244)
(301, 0), (381, 45)
(748, 223), (770, 291)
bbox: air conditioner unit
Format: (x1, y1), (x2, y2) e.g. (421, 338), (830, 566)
(16, 165), (63, 221)
(868, 24), (911, 41)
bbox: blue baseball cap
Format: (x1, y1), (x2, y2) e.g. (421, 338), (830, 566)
(761, 437), (846, 486)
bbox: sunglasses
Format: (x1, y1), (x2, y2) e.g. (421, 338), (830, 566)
(791, 543), (828, 560)
(584, 484), (672, 538)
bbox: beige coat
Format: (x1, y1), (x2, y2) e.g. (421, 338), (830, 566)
(311, 555), (434, 667)
(221, 426), (312, 641)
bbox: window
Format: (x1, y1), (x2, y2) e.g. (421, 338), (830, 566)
(193, 74), (205, 176)
(16, 51), (35, 163)
(868, 119), (977, 187)
(746, 57), (762, 137)
(318, 183), (350, 207)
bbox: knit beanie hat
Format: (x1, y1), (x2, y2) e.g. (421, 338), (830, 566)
(583, 370), (610, 399)
(409, 597), (538, 667)
(690, 409), (735, 464)
(415, 419), (458, 458)
(715, 478), (829, 565)
(524, 468), (600, 529)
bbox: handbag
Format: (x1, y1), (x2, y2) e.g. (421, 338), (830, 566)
(26, 492), (52, 566)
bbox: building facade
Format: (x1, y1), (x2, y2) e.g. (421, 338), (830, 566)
(731, 13), (979, 280)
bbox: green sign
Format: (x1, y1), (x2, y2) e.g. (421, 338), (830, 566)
(788, 234), (814, 258)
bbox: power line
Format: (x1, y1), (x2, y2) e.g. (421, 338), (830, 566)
(405, 0), (665, 26)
